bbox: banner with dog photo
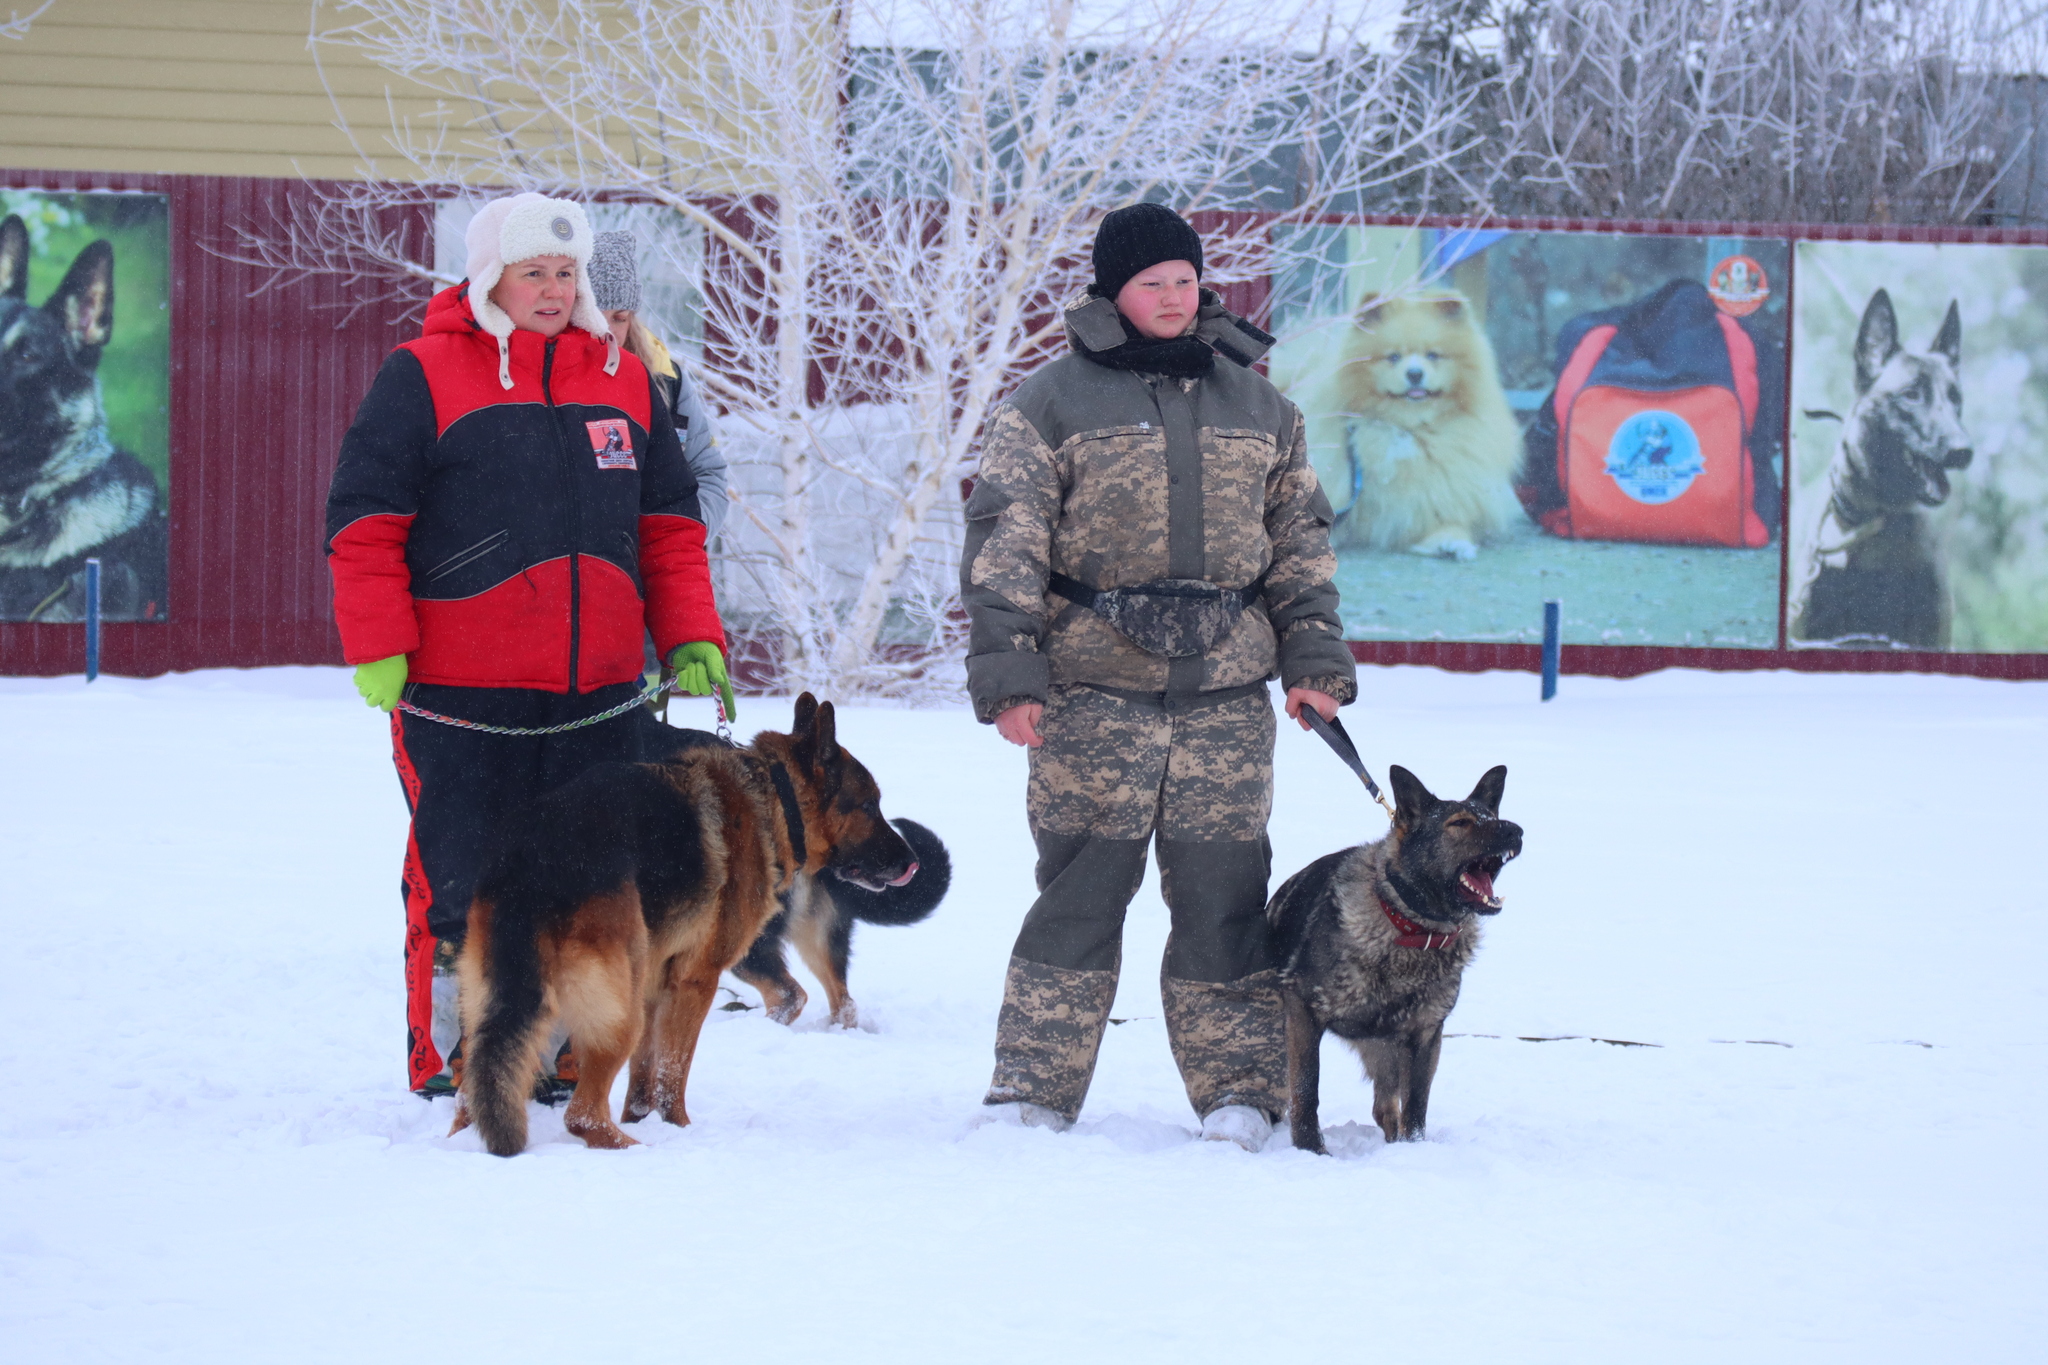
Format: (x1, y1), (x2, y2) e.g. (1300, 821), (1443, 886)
(0, 190), (171, 623)
(1269, 225), (1789, 648)
(1788, 241), (2048, 653)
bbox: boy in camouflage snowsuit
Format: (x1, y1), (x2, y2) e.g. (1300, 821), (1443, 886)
(961, 204), (1357, 1145)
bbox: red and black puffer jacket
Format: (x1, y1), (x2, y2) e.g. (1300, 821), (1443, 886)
(325, 285), (723, 692)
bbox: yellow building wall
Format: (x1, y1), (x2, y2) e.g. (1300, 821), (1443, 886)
(0, 0), (823, 190)
(0, 0), (466, 179)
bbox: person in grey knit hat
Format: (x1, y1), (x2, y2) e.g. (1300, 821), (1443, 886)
(589, 230), (729, 538)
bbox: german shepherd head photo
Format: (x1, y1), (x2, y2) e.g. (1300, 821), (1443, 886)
(1268, 764), (1522, 1154)
(450, 694), (922, 1157)
(0, 214), (168, 623)
(1792, 287), (1973, 649)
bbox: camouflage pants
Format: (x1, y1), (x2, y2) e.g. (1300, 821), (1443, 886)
(985, 684), (1287, 1123)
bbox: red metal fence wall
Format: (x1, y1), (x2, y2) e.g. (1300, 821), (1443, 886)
(0, 170), (427, 677)
(0, 178), (2041, 681)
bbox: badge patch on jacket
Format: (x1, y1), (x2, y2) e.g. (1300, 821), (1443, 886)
(586, 418), (636, 470)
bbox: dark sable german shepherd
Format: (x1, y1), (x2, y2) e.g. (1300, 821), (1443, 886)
(638, 714), (950, 1028)
(450, 694), (920, 1156)
(1268, 765), (1521, 1154)
(0, 214), (167, 623)
(1792, 288), (1973, 650)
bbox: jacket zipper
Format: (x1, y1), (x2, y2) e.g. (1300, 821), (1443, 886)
(542, 337), (584, 693)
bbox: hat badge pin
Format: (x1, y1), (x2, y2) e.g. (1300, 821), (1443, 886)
(550, 216), (574, 242)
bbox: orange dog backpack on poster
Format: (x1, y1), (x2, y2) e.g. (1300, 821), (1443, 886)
(1518, 280), (1781, 548)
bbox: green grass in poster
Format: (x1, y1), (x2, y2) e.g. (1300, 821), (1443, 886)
(0, 191), (171, 499)
(1335, 522), (1780, 647)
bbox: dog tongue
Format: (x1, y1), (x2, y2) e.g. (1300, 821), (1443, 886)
(1461, 864), (1495, 900)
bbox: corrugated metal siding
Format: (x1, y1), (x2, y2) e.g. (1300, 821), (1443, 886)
(1, 182), (2041, 681)
(0, 168), (430, 677)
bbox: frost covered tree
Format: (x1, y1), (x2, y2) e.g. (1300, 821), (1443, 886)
(1388, 0), (2048, 225)
(239, 0), (1475, 698)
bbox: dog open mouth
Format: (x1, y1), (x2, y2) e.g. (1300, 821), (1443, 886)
(1456, 851), (1512, 912)
(834, 861), (919, 893)
(1400, 386), (1439, 401)
(1915, 463), (1953, 507)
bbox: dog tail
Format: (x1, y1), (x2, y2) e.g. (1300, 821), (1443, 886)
(832, 818), (951, 926)
(461, 861), (556, 1157)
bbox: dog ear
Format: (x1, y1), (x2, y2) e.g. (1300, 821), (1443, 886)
(0, 216), (26, 300)
(813, 699), (840, 765)
(1854, 289), (1899, 395)
(1434, 298), (1464, 320)
(1388, 765), (1436, 824)
(1932, 300), (1962, 369)
(791, 692), (818, 738)
(1465, 765), (1507, 814)
(47, 239), (114, 358)
(1357, 298), (1385, 327)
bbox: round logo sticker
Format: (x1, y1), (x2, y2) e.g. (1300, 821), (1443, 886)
(1605, 410), (1705, 505)
(549, 215), (574, 242)
(1708, 254), (1769, 317)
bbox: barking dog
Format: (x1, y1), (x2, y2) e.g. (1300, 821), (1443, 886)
(1267, 765), (1522, 1153)
(1791, 289), (1973, 649)
(638, 715), (951, 1028)
(1300, 292), (1524, 560)
(0, 215), (167, 622)
(451, 694), (920, 1156)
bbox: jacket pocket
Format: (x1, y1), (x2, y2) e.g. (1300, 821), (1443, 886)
(422, 529), (510, 582)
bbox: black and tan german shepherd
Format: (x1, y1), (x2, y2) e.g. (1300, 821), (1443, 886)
(1791, 288), (1973, 650)
(450, 694), (921, 1156)
(1268, 765), (1522, 1154)
(636, 712), (950, 1028)
(0, 214), (167, 623)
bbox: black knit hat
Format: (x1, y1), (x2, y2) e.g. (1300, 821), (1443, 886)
(1091, 203), (1203, 300)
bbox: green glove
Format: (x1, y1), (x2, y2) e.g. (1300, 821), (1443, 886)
(353, 653), (408, 712)
(667, 641), (736, 720)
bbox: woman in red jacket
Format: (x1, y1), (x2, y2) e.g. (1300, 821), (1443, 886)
(326, 192), (731, 1096)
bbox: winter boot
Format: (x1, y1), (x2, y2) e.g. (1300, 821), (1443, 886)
(972, 1100), (1076, 1133)
(984, 955), (1120, 1125)
(1200, 1104), (1273, 1151)
(1161, 967), (1288, 1124)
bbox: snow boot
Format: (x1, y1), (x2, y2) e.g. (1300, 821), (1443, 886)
(983, 955), (1119, 1125)
(973, 1100), (1076, 1133)
(1200, 1103), (1273, 1151)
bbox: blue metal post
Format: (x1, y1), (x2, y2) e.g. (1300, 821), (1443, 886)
(1541, 599), (1560, 702)
(85, 557), (101, 683)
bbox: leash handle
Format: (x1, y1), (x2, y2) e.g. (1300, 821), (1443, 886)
(1303, 707), (1397, 820)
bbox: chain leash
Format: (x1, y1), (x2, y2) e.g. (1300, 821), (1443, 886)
(395, 674), (677, 737)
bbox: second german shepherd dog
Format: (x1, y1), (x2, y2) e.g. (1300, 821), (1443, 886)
(637, 714), (951, 1028)
(1268, 765), (1522, 1154)
(1791, 288), (1973, 650)
(451, 694), (920, 1156)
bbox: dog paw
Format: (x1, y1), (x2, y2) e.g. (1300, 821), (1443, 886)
(1409, 535), (1478, 561)
(566, 1119), (640, 1150)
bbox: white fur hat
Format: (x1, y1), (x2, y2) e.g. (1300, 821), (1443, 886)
(463, 192), (617, 387)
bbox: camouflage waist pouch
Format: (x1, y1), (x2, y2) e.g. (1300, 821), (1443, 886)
(1049, 572), (1263, 659)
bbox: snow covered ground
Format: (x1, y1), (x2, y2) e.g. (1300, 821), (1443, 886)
(2, 664), (2043, 1362)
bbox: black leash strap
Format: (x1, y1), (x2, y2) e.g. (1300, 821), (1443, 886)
(1302, 707), (1397, 820)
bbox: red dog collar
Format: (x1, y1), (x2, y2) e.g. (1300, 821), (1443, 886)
(1379, 894), (1460, 950)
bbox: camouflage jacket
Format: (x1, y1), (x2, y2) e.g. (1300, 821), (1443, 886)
(961, 290), (1357, 723)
